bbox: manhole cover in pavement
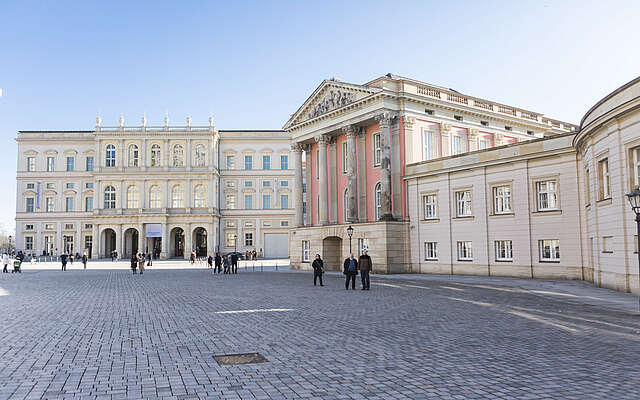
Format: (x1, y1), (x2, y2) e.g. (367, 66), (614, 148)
(214, 352), (268, 366)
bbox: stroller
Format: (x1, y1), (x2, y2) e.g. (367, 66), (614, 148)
(12, 259), (22, 273)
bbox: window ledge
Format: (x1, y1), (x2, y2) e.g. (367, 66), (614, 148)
(424, 258), (438, 262)
(539, 260), (561, 263)
(453, 216), (474, 221)
(597, 198), (612, 206)
(601, 251), (613, 254)
(421, 218), (440, 223)
(495, 259), (513, 262)
(489, 213), (515, 218)
(457, 259), (473, 262)
(532, 209), (562, 216)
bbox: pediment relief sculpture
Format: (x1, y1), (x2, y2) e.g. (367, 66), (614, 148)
(307, 90), (357, 120)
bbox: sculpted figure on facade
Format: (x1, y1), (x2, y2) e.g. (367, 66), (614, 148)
(307, 90), (357, 120)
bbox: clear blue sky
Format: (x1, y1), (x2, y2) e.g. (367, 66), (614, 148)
(1, 0), (639, 234)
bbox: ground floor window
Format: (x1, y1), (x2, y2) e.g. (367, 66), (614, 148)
(226, 232), (236, 247)
(302, 240), (310, 262)
(357, 238), (369, 256)
(495, 240), (513, 261)
(63, 235), (74, 254)
(424, 242), (437, 260)
(25, 236), (33, 250)
(539, 239), (560, 261)
(457, 241), (473, 261)
(245, 233), (253, 246)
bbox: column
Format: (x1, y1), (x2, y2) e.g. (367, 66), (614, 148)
(209, 222), (216, 254)
(164, 180), (170, 208)
(119, 180), (125, 209)
(161, 222), (168, 259)
(116, 224), (123, 259)
(140, 138), (147, 171)
(357, 129), (368, 222)
(343, 125), (359, 223)
(76, 223), (82, 255)
(56, 222), (62, 255)
(315, 134), (330, 225)
(304, 145), (313, 226)
(469, 129), (479, 151)
(440, 123), (451, 157)
(186, 138), (192, 171)
(138, 223), (145, 253)
(375, 112), (396, 220)
(292, 143), (304, 227)
(163, 140), (169, 171)
(186, 223), (193, 259)
(94, 225), (100, 258)
(256, 219), (262, 252)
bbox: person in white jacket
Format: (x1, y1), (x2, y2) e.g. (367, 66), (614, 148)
(2, 253), (9, 273)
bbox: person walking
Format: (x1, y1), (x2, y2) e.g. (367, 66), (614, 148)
(358, 249), (372, 290)
(146, 252), (152, 267)
(207, 254), (213, 269)
(130, 253), (137, 274)
(343, 253), (358, 290)
(138, 253), (145, 275)
(69, 253), (74, 264)
(214, 252), (222, 274)
(231, 252), (239, 274)
(2, 253), (9, 273)
(82, 252), (88, 270)
(312, 254), (324, 286)
(60, 252), (68, 271)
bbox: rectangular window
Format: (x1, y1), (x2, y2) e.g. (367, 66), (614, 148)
(244, 180), (253, 187)
(226, 194), (236, 210)
(479, 138), (490, 150)
(452, 135), (464, 155)
(281, 194), (289, 209)
(633, 147), (640, 188)
(244, 195), (253, 210)
(86, 182), (93, 189)
(245, 233), (253, 246)
(423, 194), (437, 219)
(280, 220), (289, 227)
(64, 223), (74, 230)
(84, 223), (93, 229)
(263, 181), (271, 187)
(602, 236), (613, 253)
(302, 240), (310, 262)
(47, 157), (55, 172)
(539, 239), (560, 261)
(65, 197), (74, 212)
(457, 241), (473, 261)
(373, 133), (382, 166)
(46, 183), (55, 189)
(263, 195), (271, 209)
(26, 198), (34, 212)
(423, 130), (436, 160)
(226, 221), (236, 228)
(27, 157), (35, 171)
(262, 155), (271, 170)
(226, 181), (235, 188)
(342, 142), (348, 173)
(26, 183), (35, 189)
(424, 242), (438, 260)
(598, 158), (610, 199)
(85, 197), (93, 212)
(280, 155), (288, 170)
(357, 238), (370, 256)
(46, 197), (54, 212)
(302, 183), (306, 193)
(455, 190), (472, 217)
(280, 180), (288, 187)
(226, 232), (236, 247)
(493, 186), (512, 214)
(25, 237), (33, 250)
(44, 223), (54, 230)
(585, 169), (591, 205)
(25, 224), (34, 230)
(536, 181), (558, 211)
(244, 155), (253, 170)
(226, 155), (235, 169)
(66, 183), (74, 189)
(86, 157), (94, 171)
(495, 240), (513, 261)
(66, 157), (75, 171)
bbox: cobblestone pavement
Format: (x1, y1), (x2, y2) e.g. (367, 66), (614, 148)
(0, 269), (639, 399)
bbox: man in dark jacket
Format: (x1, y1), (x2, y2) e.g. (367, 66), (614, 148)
(214, 252), (222, 273)
(231, 253), (238, 274)
(358, 249), (372, 290)
(343, 253), (358, 290)
(60, 253), (68, 271)
(312, 254), (324, 286)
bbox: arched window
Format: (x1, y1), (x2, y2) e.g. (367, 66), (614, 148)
(173, 144), (184, 167)
(343, 188), (348, 222)
(104, 185), (116, 209)
(149, 185), (161, 208)
(194, 185), (206, 207)
(105, 144), (116, 167)
(171, 185), (184, 208)
(374, 182), (381, 221)
(194, 144), (206, 167)
(150, 144), (161, 167)
(128, 144), (139, 167)
(127, 186), (139, 208)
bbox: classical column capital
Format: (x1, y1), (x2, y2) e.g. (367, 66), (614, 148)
(375, 111), (397, 128)
(440, 123), (452, 133)
(314, 134), (330, 146)
(494, 133), (504, 145)
(469, 128), (479, 137)
(402, 115), (415, 127)
(341, 124), (358, 137)
(290, 142), (303, 152)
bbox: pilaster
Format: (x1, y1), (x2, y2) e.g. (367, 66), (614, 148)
(315, 134), (330, 225)
(375, 111), (397, 220)
(357, 128), (368, 222)
(342, 125), (359, 223)
(291, 142), (304, 227)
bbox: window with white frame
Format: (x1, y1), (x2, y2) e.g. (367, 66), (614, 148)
(66, 157), (74, 171)
(66, 183), (74, 189)
(150, 144), (161, 167)
(149, 186), (161, 208)
(423, 194), (437, 219)
(46, 183), (55, 189)
(245, 195), (253, 210)
(25, 236), (33, 250)
(105, 145), (115, 167)
(280, 154), (288, 170)
(262, 155), (271, 170)
(263, 181), (271, 187)
(171, 185), (184, 208)
(85, 197), (93, 212)
(194, 144), (206, 167)
(244, 155), (253, 170)
(86, 156), (94, 171)
(226, 155), (235, 169)
(375, 182), (381, 220)
(452, 135), (464, 155)
(26, 198), (34, 212)
(27, 156), (35, 171)
(127, 186), (139, 208)
(342, 142), (348, 173)
(280, 180), (288, 187)
(47, 156), (55, 171)
(226, 194), (236, 209)
(602, 236), (613, 253)
(479, 138), (490, 150)
(104, 186), (116, 209)
(632, 147), (640, 189)
(245, 233), (253, 246)
(263, 194), (271, 209)
(536, 181), (558, 211)
(302, 240), (310, 262)
(455, 190), (472, 217)
(493, 186), (512, 214)
(424, 242), (438, 260)
(423, 130), (436, 160)
(173, 145), (184, 167)
(25, 224), (34, 230)
(539, 239), (560, 261)
(373, 133), (381, 166)
(65, 197), (74, 212)
(244, 180), (253, 187)
(280, 220), (289, 227)
(129, 144), (139, 167)
(194, 185), (206, 207)
(226, 232), (236, 247)
(495, 240), (513, 261)
(598, 158), (610, 199)
(457, 241), (473, 261)
(358, 238), (370, 255)
(85, 182), (93, 189)
(281, 194), (289, 209)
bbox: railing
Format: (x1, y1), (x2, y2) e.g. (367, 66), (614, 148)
(447, 93), (468, 105)
(417, 86), (441, 98)
(473, 100), (493, 111)
(497, 105), (516, 116)
(521, 111), (539, 121)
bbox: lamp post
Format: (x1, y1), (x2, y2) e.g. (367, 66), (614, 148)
(234, 234), (238, 254)
(346, 225), (354, 254)
(625, 188), (640, 312)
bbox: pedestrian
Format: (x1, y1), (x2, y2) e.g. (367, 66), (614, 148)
(82, 252), (88, 270)
(231, 252), (238, 274)
(138, 253), (145, 275)
(207, 254), (213, 269)
(60, 252), (68, 271)
(312, 254), (324, 286)
(111, 250), (115, 262)
(343, 252), (358, 290)
(69, 253), (74, 264)
(358, 249), (372, 291)
(215, 252), (222, 273)
(130, 253), (137, 274)
(190, 250), (195, 264)
(224, 254), (231, 274)
(146, 252), (152, 267)
(2, 253), (9, 273)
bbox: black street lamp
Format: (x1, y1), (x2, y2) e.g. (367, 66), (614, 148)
(626, 188), (640, 312)
(346, 225), (354, 254)
(234, 234), (238, 254)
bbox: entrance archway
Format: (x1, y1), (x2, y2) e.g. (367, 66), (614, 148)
(123, 228), (139, 258)
(193, 227), (207, 257)
(170, 227), (185, 258)
(322, 236), (343, 271)
(102, 228), (116, 258)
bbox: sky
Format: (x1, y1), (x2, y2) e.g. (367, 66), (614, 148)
(1, 0), (639, 234)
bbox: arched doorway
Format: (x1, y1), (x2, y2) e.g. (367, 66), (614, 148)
(123, 228), (139, 258)
(322, 236), (343, 271)
(193, 227), (207, 257)
(102, 228), (116, 258)
(170, 227), (185, 258)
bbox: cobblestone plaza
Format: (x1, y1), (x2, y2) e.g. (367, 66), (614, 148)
(1, 266), (639, 399)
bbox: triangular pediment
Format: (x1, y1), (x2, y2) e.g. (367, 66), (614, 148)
(283, 79), (380, 130)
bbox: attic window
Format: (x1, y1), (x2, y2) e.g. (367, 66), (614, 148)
(480, 121), (489, 126)
(454, 115), (463, 121)
(527, 130), (534, 135)
(425, 109), (434, 115)
(504, 126), (512, 131)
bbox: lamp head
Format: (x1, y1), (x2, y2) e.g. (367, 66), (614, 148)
(626, 188), (640, 215)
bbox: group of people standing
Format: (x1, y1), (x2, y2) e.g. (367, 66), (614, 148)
(60, 252), (88, 271)
(130, 252), (152, 274)
(206, 252), (239, 274)
(311, 249), (373, 290)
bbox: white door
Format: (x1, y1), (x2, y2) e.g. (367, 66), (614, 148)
(263, 233), (289, 258)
